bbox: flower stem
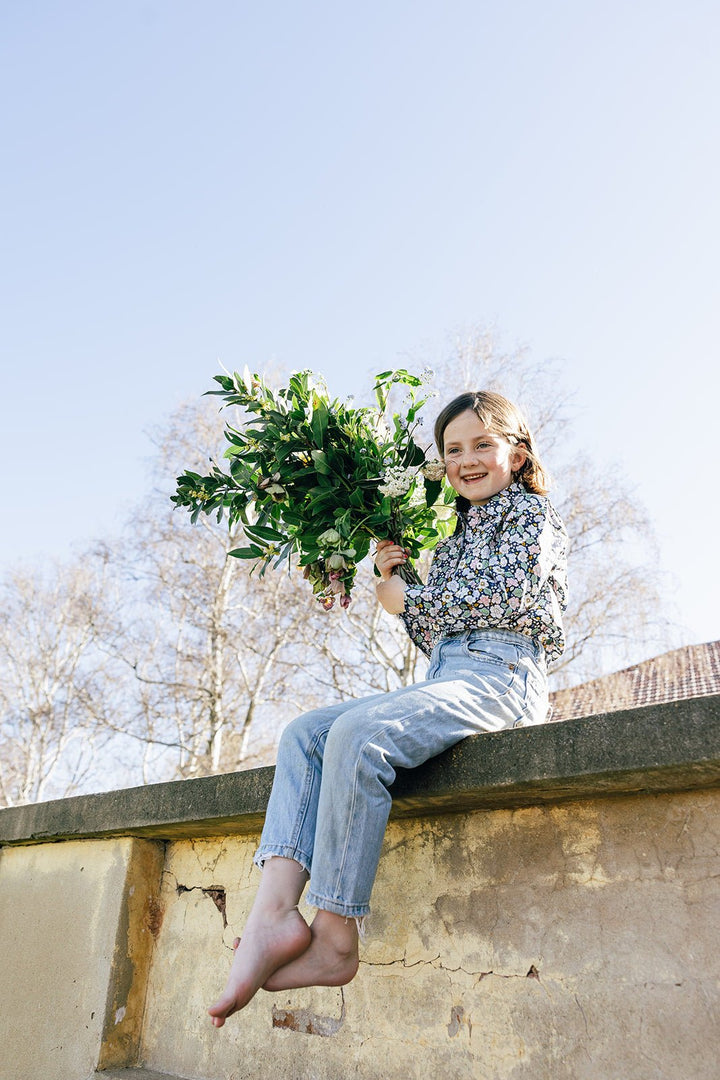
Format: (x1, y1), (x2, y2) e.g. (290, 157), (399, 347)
(388, 505), (422, 586)
(396, 562), (422, 587)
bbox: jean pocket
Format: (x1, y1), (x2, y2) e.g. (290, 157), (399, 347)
(465, 643), (519, 693)
(465, 639), (518, 669)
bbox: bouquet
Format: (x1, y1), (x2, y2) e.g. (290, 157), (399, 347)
(172, 368), (454, 609)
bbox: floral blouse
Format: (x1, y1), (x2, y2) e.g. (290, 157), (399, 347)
(400, 482), (568, 661)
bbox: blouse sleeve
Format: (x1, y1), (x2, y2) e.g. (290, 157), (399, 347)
(396, 543), (449, 657)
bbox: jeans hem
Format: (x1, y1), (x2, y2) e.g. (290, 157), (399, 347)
(306, 889), (370, 919)
(254, 844), (312, 876)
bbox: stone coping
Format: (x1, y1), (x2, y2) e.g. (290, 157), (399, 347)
(2, 694), (719, 848)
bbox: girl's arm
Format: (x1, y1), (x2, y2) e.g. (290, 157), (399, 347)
(374, 540), (408, 614)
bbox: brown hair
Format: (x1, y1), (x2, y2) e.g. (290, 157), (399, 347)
(434, 391), (549, 511)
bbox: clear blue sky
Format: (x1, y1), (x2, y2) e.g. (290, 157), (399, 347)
(1, 1), (718, 657)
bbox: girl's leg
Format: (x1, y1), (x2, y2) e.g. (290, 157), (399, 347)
(208, 696), (387, 1024)
(261, 668), (524, 991)
(300, 639), (540, 922)
(207, 856), (310, 1027)
(212, 635), (543, 1011)
(253, 694), (389, 874)
(303, 675), (506, 918)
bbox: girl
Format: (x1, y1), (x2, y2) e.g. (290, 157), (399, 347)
(208, 389), (568, 1027)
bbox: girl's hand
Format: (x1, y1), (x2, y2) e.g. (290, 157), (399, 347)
(374, 540), (408, 614)
(374, 539), (409, 582)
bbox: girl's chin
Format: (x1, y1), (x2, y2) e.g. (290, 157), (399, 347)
(462, 482), (508, 504)
(461, 482), (489, 500)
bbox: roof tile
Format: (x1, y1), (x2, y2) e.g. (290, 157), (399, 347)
(549, 641), (720, 721)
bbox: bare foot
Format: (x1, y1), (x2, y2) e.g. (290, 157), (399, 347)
(263, 910), (359, 991)
(208, 908), (311, 1027)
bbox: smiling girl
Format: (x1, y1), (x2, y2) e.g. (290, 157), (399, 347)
(208, 388), (568, 1027)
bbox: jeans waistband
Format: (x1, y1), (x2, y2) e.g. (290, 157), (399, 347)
(437, 628), (546, 665)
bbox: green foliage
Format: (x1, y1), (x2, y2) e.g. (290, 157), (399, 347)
(172, 368), (454, 609)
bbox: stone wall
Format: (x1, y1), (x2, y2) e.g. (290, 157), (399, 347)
(1, 695), (719, 1080)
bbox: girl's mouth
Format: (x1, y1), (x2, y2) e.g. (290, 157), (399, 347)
(461, 472), (488, 483)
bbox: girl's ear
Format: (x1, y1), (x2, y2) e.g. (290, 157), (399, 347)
(510, 446), (528, 475)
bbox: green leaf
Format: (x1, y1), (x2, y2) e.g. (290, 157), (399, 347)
(244, 523), (287, 543)
(424, 479), (442, 506)
(228, 546), (264, 559)
(229, 457), (249, 477)
(404, 441), (426, 467)
(310, 401), (329, 447)
(212, 374), (235, 392)
(311, 451), (331, 475)
(272, 541), (295, 569)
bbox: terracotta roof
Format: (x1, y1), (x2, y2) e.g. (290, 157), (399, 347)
(549, 640), (720, 722)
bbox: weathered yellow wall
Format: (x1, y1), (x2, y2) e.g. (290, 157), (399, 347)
(0, 837), (163, 1080)
(138, 790), (720, 1080)
(2, 699), (719, 1080)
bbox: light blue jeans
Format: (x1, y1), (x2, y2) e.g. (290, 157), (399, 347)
(255, 629), (548, 918)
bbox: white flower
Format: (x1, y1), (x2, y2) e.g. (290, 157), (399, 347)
(419, 366), (435, 385)
(378, 465), (416, 498)
(317, 528), (341, 546)
(421, 458), (445, 481)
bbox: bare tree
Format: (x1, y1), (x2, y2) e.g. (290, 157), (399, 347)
(0, 560), (117, 806)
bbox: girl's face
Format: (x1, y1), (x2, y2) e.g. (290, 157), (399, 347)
(442, 409), (526, 505)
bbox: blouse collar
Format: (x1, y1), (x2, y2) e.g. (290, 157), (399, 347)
(462, 482), (524, 531)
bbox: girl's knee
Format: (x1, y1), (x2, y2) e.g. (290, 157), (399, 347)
(324, 709), (384, 762)
(278, 708), (328, 753)
(278, 699), (352, 752)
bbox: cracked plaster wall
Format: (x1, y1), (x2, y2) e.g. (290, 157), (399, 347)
(139, 789), (720, 1080)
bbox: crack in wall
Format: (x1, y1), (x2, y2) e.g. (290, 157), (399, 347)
(175, 882), (228, 927)
(361, 954), (542, 983)
(574, 993), (589, 1038)
(360, 953), (442, 970)
(188, 837), (226, 876)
